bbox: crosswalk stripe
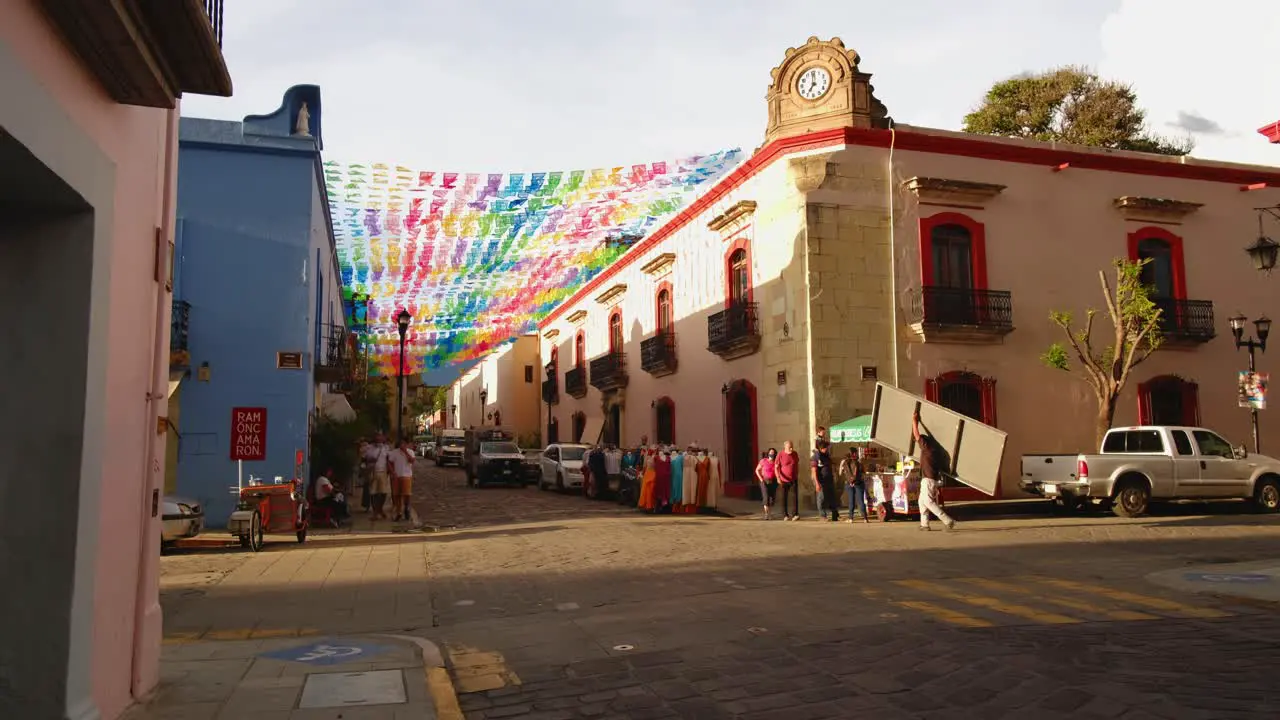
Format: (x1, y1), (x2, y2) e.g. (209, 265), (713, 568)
(959, 578), (1158, 622)
(892, 600), (994, 627)
(893, 579), (1080, 624)
(1029, 577), (1230, 619)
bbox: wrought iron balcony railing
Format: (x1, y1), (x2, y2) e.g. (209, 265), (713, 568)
(1154, 297), (1215, 343)
(315, 323), (351, 384)
(910, 286), (1014, 331)
(707, 302), (761, 358)
(170, 300), (191, 369)
(640, 332), (678, 377)
(589, 352), (629, 392)
(565, 366), (588, 399)
(542, 378), (559, 404)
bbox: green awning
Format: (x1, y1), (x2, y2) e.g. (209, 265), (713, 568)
(830, 414), (872, 443)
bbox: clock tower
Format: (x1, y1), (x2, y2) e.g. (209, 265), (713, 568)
(763, 36), (891, 147)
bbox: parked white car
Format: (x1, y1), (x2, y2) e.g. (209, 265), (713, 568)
(539, 443), (589, 491)
(161, 495), (203, 548)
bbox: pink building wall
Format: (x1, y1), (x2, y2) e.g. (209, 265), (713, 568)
(1, 2), (175, 717)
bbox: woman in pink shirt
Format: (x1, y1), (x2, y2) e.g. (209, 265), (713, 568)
(754, 449), (778, 519)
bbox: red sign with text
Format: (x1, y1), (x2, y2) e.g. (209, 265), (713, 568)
(230, 407), (267, 461)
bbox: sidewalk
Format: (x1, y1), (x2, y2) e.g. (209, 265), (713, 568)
(124, 633), (461, 720)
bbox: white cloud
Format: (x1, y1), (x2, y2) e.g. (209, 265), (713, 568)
(1098, 0), (1280, 164)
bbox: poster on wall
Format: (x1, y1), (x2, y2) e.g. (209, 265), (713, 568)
(1239, 371), (1269, 410)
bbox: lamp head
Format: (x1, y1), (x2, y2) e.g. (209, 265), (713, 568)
(1230, 313), (1247, 344)
(1255, 316), (1272, 348)
(1246, 235), (1280, 273)
(396, 309), (411, 334)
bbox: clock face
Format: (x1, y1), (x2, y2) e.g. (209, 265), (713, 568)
(796, 67), (831, 100)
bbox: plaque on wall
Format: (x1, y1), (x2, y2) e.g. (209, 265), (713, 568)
(277, 352), (304, 369)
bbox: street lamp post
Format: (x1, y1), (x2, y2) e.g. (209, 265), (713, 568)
(396, 309), (411, 443)
(450, 404), (458, 428)
(479, 388), (488, 426)
(1229, 313), (1271, 453)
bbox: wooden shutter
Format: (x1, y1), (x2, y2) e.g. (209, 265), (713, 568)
(1136, 381), (1152, 425)
(1182, 381), (1201, 426)
(979, 377), (998, 427)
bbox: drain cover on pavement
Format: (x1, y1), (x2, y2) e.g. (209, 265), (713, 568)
(298, 670), (407, 708)
(613, 644), (635, 651)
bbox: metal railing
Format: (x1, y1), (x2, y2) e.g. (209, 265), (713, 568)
(589, 351), (628, 390)
(707, 302), (760, 355)
(203, 0), (224, 48)
(318, 324), (350, 370)
(910, 287), (1013, 330)
(565, 366), (588, 398)
(640, 332), (677, 375)
(1154, 297), (1216, 342)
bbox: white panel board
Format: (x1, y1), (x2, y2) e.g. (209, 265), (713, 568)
(869, 382), (1007, 496)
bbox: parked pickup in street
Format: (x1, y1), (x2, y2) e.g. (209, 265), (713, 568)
(1021, 426), (1280, 518)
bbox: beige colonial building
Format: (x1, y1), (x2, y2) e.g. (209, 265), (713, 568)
(537, 37), (1280, 503)
(448, 334), (543, 445)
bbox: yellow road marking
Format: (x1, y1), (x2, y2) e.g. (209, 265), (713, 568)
(959, 578), (1158, 622)
(894, 579), (1080, 624)
(203, 628), (253, 640)
(447, 644), (521, 695)
(892, 600), (994, 627)
(426, 667), (464, 720)
(1030, 577), (1230, 619)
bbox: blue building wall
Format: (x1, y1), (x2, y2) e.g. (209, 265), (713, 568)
(174, 85), (346, 526)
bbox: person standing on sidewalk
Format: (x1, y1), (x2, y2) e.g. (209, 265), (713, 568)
(390, 439), (416, 522)
(776, 440), (800, 521)
(811, 432), (840, 522)
(840, 447), (871, 523)
(365, 432), (392, 521)
(913, 410), (956, 531)
(754, 449), (778, 519)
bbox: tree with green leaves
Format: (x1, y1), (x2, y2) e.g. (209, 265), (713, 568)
(1041, 259), (1164, 447)
(963, 66), (1192, 156)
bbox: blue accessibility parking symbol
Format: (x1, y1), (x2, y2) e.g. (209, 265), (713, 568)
(1183, 572), (1273, 584)
(260, 640), (392, 665)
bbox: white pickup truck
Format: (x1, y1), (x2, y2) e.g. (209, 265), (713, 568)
(1021, 426), (1280, 518)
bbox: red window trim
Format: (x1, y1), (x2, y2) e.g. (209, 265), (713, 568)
(1137, 376), (1200, 426)
(1126, 226), (1187, 300)
(654, 396), (676, 445)
(918, 212), (989, 290)
(724, 236), (754, 308)
(924, 371), (1000, 500)
(654, 280), (674, 334)
(574, 330), (585, 368)
(549, 347), (559, 375)
(607, 308), (623, 353)
(722, 379), (759, 493)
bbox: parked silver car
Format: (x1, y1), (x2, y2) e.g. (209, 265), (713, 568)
(161, 495), (204, 547)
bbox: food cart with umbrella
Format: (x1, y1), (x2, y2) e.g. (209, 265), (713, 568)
(830, 414), (921, 521)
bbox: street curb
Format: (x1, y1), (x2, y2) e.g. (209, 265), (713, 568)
(381, 634), (463, 720)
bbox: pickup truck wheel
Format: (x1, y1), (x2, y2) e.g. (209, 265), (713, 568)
(1254, 477), (1280, 512)
(1112, 481), (1150, 518)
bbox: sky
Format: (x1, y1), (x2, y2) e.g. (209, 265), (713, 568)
(181, 0), (1280, 384)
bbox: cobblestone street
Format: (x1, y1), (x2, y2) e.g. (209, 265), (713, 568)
(156, 459), (1280, 718)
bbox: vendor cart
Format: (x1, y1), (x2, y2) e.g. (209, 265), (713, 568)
(227, 476), (309, 551)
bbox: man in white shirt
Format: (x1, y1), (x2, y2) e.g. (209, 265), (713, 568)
(312, 469), (348, 525)
(390, 439), (416, 522)
(364, 433), (392, 520)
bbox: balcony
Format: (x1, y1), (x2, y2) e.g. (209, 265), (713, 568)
(315, 324), (351, 385)
(908, 286), (1014, 344)
(542, 377), (559, 405)
(707, 302), (761, 360)
(170, 300), (190, 369)
(640, 332), (678, 377)
(565, 366), (588, 399)
(39, 0), (233, 108)
(589, 352), (629, 392)
(1154, 298), (1215, 347)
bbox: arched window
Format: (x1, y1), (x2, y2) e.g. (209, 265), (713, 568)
(609, 310), (623, 353)
(1138, 376), (1199, 426)
(656, 287), (672, 334)
(574, 331), (585, 368)
(654, 397), (676, 445)
(728, 249), (750, 305)
(931, 224), (974, 290)
(926, 371), (997, 427)
(1128, 227), (1186, 301)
